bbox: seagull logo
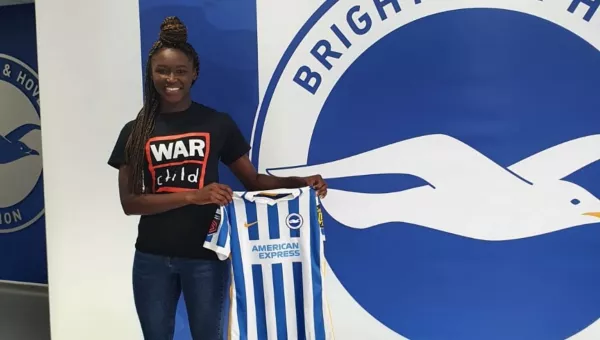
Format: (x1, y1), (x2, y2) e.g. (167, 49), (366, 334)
(0, 53), (44, 233)
(250, 2), (600, 339)
(0, 123), (40, 164)
(269, 134), (600, 241)
(286, 213), (303, 229)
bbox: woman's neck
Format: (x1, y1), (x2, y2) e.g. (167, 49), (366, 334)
(160, 97), (192, 113)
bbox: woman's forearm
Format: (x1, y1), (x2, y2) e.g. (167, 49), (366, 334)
(120, 191), (191, 215)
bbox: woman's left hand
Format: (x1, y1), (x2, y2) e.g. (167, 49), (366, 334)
(303, 174), (328, 198)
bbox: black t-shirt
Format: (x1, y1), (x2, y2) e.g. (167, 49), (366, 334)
(107, 102), (250, 260)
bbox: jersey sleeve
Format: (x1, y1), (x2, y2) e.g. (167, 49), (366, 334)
(107, 120), (134, 169)
(220, 114), (251, 165)
(204, 205), (232, 260)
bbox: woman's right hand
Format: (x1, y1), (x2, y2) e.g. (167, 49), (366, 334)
(186, 183), (233, 206)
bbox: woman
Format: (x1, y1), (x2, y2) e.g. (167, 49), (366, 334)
(107, 16), (327, 340)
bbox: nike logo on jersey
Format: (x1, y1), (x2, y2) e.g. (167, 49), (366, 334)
(244, 221), (258, 228)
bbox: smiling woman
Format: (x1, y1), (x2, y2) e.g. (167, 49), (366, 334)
(106, 16), (327, 340)
(152, 47), (195, 106)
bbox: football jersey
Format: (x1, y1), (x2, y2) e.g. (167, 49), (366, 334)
(204, 187), (333, 340)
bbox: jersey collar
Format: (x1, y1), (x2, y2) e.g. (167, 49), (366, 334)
(239, 187), (305, 205)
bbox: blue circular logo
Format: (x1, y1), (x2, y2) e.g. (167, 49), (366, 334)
(286, 213), (303, 229)
(252, 3), (600, 340)
(0, 54), (43, 234)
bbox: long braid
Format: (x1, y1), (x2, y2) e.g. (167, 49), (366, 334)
(124, 16), (200, 195)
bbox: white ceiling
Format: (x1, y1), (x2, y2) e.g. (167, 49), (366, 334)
(0, 0), (34, 6)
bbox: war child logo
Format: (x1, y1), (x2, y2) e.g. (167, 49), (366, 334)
(145, 132), (211, 193)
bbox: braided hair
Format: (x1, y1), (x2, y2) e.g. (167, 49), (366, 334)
(124, 16), (200, 194)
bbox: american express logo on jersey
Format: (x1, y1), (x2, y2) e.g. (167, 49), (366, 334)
(251, 241), (301, 260)
(204, 187), (333, 340)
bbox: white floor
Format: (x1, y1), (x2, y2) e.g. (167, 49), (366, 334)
(0, 281), (51, 340)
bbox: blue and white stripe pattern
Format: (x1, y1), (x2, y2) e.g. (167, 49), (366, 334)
(204, 187), (332, 340)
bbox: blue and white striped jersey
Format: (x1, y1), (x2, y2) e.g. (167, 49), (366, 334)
(204, 187), (333, 340)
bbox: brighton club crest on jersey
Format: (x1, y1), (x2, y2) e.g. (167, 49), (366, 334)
(251, 1), (600, 339)
(0, 54), (43, 234)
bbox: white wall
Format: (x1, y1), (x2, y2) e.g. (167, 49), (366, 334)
(34, 0), (143, 338)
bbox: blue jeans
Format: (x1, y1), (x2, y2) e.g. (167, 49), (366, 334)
(132, 250), (229, 340)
